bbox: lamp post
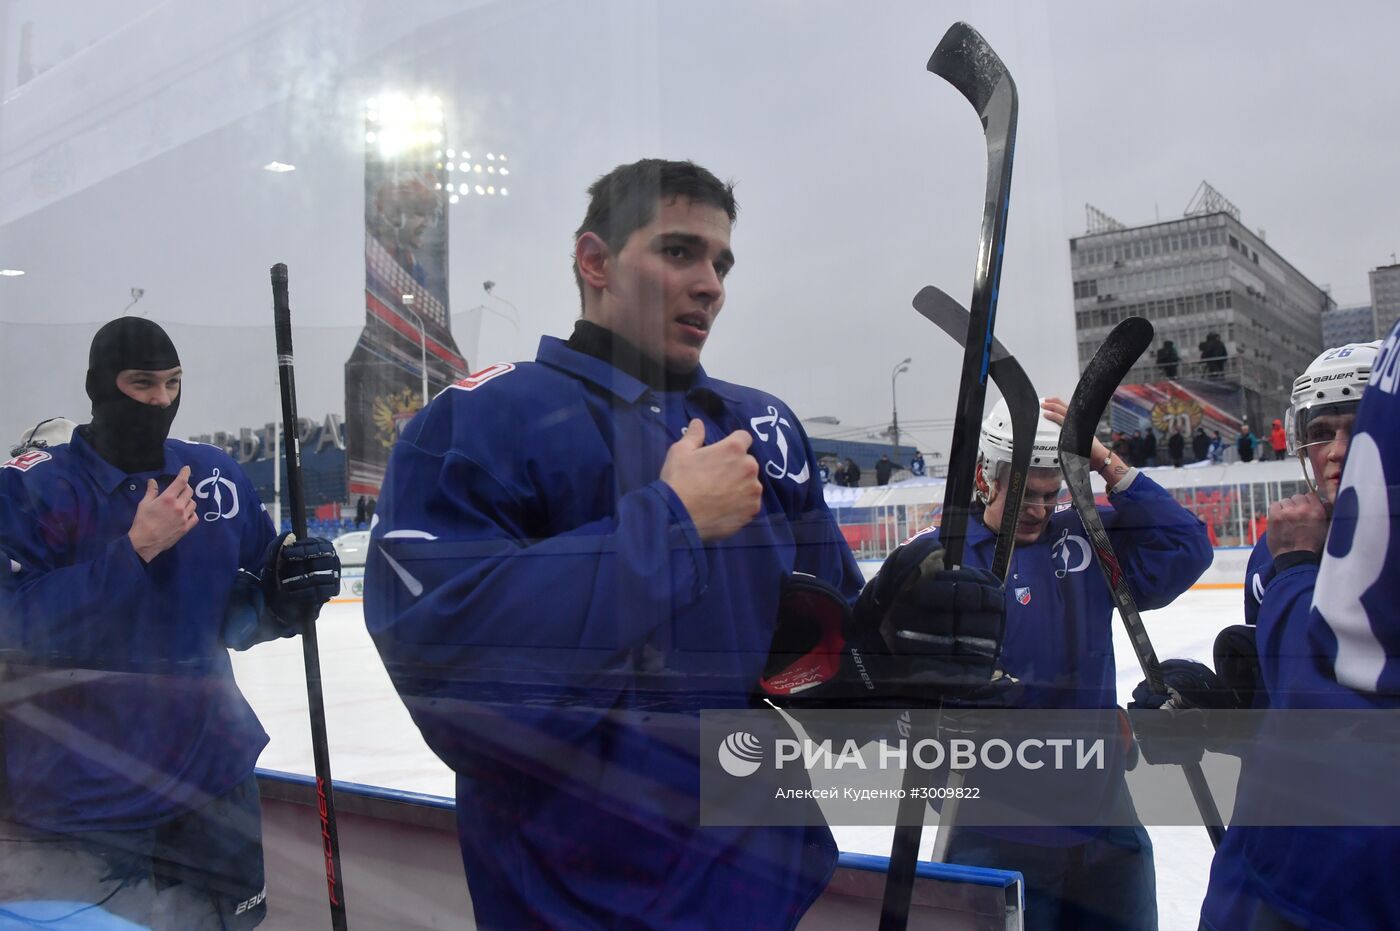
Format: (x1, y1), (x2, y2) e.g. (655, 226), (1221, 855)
(482, 280), (521, 353)
(890, 357), (911, 458)
(401, 293), (430, 407)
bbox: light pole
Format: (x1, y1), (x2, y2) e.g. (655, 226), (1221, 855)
(482, 280), (521, 353)
(890, 357), (911, 458)
(401, 293), (430, 407)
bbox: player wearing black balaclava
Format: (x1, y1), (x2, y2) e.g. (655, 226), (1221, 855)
(0, 315), (341, 929)
(78, 316), (183, 473)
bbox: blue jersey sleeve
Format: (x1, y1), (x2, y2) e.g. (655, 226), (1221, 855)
(1100, 472), (1213, 609)
(0, 467), (149, 666)
(1242, 535), (1273, 626)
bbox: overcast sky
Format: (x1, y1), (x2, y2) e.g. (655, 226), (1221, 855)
(2, 0), (1396, 455)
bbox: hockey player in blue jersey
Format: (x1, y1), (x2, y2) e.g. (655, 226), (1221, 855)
(364, 158), (1006, 930)
(1133, 342), (1384, 722)
(1191, 332), (1397, 929)
(936, 396), (1212, 931)
(0, 317), (339, 929)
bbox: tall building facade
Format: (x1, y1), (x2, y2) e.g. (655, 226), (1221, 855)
(1371, 263), (1400, 339)
(1071, 210), (1332, 430)
(1321, 303), (1378, 347)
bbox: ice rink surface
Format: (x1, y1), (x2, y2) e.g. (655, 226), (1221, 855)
(232, 586), (1240, 931)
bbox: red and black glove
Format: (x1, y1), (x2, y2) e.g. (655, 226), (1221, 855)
(759, 533), (1006, 707)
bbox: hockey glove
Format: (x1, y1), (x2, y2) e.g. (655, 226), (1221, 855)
(759, 573), (849, 700)
(260, 531), (341, 627)
(1127, 659), (1230, 765)
(1214, 624), (1264, 710)
(852, 535), (1005, 701)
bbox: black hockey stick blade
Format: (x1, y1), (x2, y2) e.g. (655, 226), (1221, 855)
(1057, 317), (1225, 849)
(912, 285), (1036, 581)
(271, 264), (351, 929)
(928, 22), (1014, 122)
(1060, 316), (1153, 463)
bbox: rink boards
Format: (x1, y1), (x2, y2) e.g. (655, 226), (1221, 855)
(256, 770), (1025, 930)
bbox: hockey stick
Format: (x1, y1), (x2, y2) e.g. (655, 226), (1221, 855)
(272, 264), (350, 929)
(911, 284), (1038, 863)
(1058, 316), (1225, 850)
(911, 285), (1035, 583)
(880, 23), (1018, 930)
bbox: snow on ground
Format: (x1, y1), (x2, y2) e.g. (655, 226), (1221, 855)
(232, 585), (1241, 931)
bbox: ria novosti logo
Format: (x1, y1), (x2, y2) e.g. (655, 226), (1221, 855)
(718, 731), (764, 777)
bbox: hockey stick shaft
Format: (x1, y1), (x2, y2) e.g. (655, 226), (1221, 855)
(881, 24), (1019, 931)
(911, 284), (1039, 865)
(1059, 316), (1224, 849)
(272, 263), (350, 929)
(912, 285), (1036, 581)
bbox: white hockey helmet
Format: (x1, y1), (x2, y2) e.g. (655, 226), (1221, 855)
(978, 396), (1062, 473)
(1285, 341), (1380, 454)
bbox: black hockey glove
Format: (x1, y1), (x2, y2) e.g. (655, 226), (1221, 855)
(1127, 659), (1231, 765)
(851, 533), (1005, 702)
(260, 531), (341, 626)
(1214, 624), (1264, 710)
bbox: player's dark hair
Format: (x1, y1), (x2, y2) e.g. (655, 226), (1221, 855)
(573, 159), (737, 303)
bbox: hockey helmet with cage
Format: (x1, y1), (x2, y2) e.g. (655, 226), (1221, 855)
(979, 396), (1062, 472)
(1285, 340), (1380, 496)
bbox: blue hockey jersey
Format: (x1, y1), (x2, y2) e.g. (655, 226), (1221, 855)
(0, 430), (275, 832)
(942, 478), (1210, 848)
(364, 337), (865, 930)
(959, 477), (1212, 711)
(1201, 320), (1400, 931)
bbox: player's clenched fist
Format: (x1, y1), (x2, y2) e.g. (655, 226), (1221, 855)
(128, 465), (199, 563)
(660, 419), (763, 541)
(1267, 491), (1330, 558)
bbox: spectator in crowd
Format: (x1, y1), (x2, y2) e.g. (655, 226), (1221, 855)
(817, 459), (831, 485)
(1111, 431), (1129, 465)
(832, 458), (847, 487)
(365, 497), (377, 524)
(843, 457), (861, 487)
(909, 449), (926, 477)
(1169, 427), (1186, 467)
(1237, 428), (1256, 463)
(1191, 426), (1210, 463)
(875, 453), (894, 486)
(1156, 339), (1180, 378)
(1269, 418), (1287, 461)
(1209, 430), (1225, 464)
(1199, 332), (1229, 377)
(1129, 430), (1146, 467)
(355, 494), (368, 528)
(1143, 428), (1158, 467)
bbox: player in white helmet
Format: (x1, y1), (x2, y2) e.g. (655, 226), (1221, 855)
(943, 396), (1212, 931)
(974, 396), (1066, 545)
(1239, 340), (1382, 629)
(1192, 339), (1383, 925)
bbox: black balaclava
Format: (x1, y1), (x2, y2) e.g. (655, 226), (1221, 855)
(80, 317), (181, 473)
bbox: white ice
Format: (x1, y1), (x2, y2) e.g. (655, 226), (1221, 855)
(231, 586), (1240, 931)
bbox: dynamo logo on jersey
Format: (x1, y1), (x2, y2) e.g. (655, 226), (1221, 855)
(194, 467), (240, 521)
(1051, 528), (1093, 578)
(718, 732), (764, 777)
(749, 406), (810, 485)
